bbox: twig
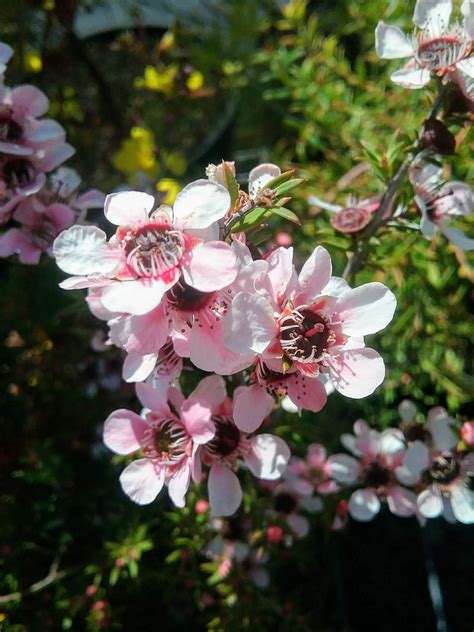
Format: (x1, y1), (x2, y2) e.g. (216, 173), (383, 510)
(342, 88), (447, 280)
(0, 557), (72, 604)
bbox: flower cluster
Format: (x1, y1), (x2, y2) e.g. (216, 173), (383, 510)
(270, 403), (474, 527)
(52, 161), (397, 513)
(0, 42), (104, 263)
(376, 0), (474, 101)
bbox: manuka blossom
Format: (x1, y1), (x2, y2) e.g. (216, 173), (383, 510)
(287, 443), (339, 495)
(223, 246), (396, 413)
(308, 194), (381, 234)
(195, 376), (290, 516)
(327, 421), (417, 521)
(53, 183), (237, 316)
(376, 0), (474, 100)
(103, 377), (217, 507)
(410, 159), (474, 251)
(396, 407), (474, 524)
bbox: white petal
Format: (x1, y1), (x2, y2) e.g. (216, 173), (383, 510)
(326, 454), (361, 484)
(396, 441), (430, 485)
(53, 225), (120, 276)
(348, 489), (381, 521)
(413, 0), (452, 30)
(398, 399), (417, 423)
(122, 353), (158, 383)
(375, 22), (414, 59)
(335, 282), (397, 336)
(387, 485), (417, 517)
(391, 64), (432, 88)
(418, 486), (443, 518)
(119, 459), (165, 505)
(104, 191), (154, 225)
(101, 279), (166, 315)
(297, 246), (332, 302)
(441, 227), (474, 251)
(462, 0), (474, 39)
(222, 292), (277, 354)
(244, 434), (290, 480)
(450, 484), (474, 524)
(173, 179), (230, 229)
(248, 163), (281, 197)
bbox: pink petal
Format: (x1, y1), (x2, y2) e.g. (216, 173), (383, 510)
(286, 514), (310, 538)
(208, 463), (242, 516)
(167, 463), (191, 508)
(396, 441), (430, 486)
(348, 489), (381, 521)
(387, 485), (417, 517)
(265, 247), (296, 302)
(104, 191), (154, 225)
(119, 458), (165, 505)
(46, 203), (75, 231)
(10, 84), (49, 117)
(450, 484), (474, 524)
(232, 384), (274, 433)
(182, 241), (237, 291)
(335, 282), (396, 336)
(27, 119), (65, 143)
(173, 179), (230, 229)
(75, 189), (106, 210)
(109, 305), (168, 355)
(0, 228), (30, 257)
(223, 291), (277, 354)
(307, 443), (327, 468)
(244, 434), (290, 480)
(101, 278), (167, 315)
(287, 374), (327, 413)
(297, 246), (332, 303)
(39, 142), (75, 172)
(326, 454), (361, 484)
(180, 397), (215, 444)
(135, 382), (171, 417)
(0, 42), (13, 72)
(53, 225), (120, 275)
(329, 347), (386, 398)
(122, 353), (158, 383)
(188, 320), (254, 375)
(103, 409), (148, 454)
(188, 375), (227, 411)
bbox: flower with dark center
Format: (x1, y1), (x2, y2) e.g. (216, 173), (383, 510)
(403, 422), (431, 444)
(253, 361), (291, 397)
(362, 461), (392, 489)
(30, 220), (57, 250)
(3, 158), (35, 188)
(415, 34), (470, 72)
(122, 223), (186, 279)
(279, 308), (334, 364)
(274, 492), (298, 515)
(206, 416), (242, 458)
(0, 109), (22, 142)
(429, 451), (460, 484)
(167, 277), (213, 312)
(141, 418), (188, 465)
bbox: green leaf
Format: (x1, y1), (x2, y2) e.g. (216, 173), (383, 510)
(223, 161), (239, 206)
(269, 206), (301, 224)
(265, 169), (295, 190)
(230, 207), (269, 232)
(274, 178), (305, 195)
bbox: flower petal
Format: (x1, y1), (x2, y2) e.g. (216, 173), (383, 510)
(101, 278), (167, 315)
(248, 163), (281, 196)
(441, 227), (474, 251)
(391, 64), (431, 88)
(297, 246), (332, 303)
(287, 374), (327, 413)
(119, 459), (164, 505)
(182, 241), (237, 291)
(413, 0), (452, 29)
(189, 375), (227, 411)
(10, 84), (49, 117)
(173, 179), (230, 229)
(348, 488), (381, 521)
(223, 291), (277, 354)
(232, 384), (274, 433)
(375, 22), (414, 59)
(104, 191), (154, 225)
(180, 397), (215, 444)
(450, 484), (474, 524)
(326, 454), (361, 484)
(122, 353), (158, 383)
(387, 485), (417, 517)
(167, 463), (191, 509)
(135, 382), (171, 417)
(103, 409), (148, 454)
(53, 225), (121, 276)
(418, 486), (443, 518)
(329, 348), (386, 398)
(335, 282), (396, 336)
(208, 463), (242, 516)
(244, 434), (290, 480)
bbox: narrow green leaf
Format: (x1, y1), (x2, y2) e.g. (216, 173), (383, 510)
(230, 207), (268, 232)
(265, 170), (295, 190)
(274, 178), (305, 195)
(270, 206), (301, 224)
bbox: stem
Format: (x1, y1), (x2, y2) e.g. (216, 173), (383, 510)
(342, 88), (447, 280)
(222, 198), (259, 239)
(0, 557), (74, 604)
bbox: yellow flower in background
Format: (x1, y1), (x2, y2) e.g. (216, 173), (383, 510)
(156, 178), (181, 205)
(24, 48), (42, 73)
(161, 150), (187, 177)
(134, 65), (177, 95)
(112, 127), (158, 179)
(186, 70), (204, 92)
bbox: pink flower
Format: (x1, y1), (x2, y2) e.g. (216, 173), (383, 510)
(396, 407), (474, 523)
(196, 376), (290, 516)
(223, 246), (396, 412)
(0, 197), (74, 263)
(410, 159), (473, 251)
(270, 474), (322, 538)
(54, 183), (237, 316)
(103, 376), (217, 507)
(266, 525), (283, 544)
(195, 499), (209, 514)
(461, 421), (474, 446)
(308, 195), (380, 234)
(376, 0), (474, 100)
(289, 443), (339, 495)
(327, 420), (417, 521)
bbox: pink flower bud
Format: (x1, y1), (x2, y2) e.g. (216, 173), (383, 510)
(115, 557), (125, 568)
(195, 499), (209, 514)
(461, 421), (474, 447)
(276, 232), (293, 247)
(336, 499), (348, 516)
(266, 525), (283, 544)
(86, 585), (97, 597)
(92, 600), (106, 611)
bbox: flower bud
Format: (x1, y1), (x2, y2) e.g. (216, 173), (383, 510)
(460, 421), (474, 447)
(421, 119), (456, 155)
(266, 525), (283, 544)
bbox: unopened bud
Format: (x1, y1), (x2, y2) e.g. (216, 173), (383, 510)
(421, 119), (456, 155)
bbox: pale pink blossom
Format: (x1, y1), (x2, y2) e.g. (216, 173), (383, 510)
(308, 195), (380, 234)
(0, 196), (74, 263)
(288, 443), (339, 495)
(223, 246), (396, 412)
(270, 474), (323, 538)
(410, 159), (473, 251)
(327, 420), (417, 521)
(461, 420), (474, 446)
(103, 376), (218, 507)
(196, 376), (289, 516)
(54, 183), (237, 316)
(376, 0), (474, 100)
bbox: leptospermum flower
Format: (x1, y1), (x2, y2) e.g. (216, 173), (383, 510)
(104, 240), (262, 382)
(308, 194), (381, 234)
(0, 197), (74, 264)
(103, 377), (217, 507)
(53, 182), (237, 316)
(410, 159), (474, 251)
(197, 376), (290, 516)
(223, 246), (396, 413)
(396, 407), (474, 524)
(375, 0), (474, 100)
(327, 421), (417, 521)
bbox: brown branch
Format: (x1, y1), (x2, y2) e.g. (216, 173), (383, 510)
(0, 557), (73, 604)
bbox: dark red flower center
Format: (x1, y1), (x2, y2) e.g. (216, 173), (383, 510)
(0, 113), (22, 142)
(3, 158), (35, 188)
(123, 223), (185, 279)
(331, 207), (371, 234)
(429, 451), (459, 484)
(279, 308), (334, 363)
(363, 461), (391, 488)
(416, 36), (469, 71)
(206, 416), (241, 458)
(167, 277), (212, 312)
(274, 492), (297, 514)
(142, 418), (188, 463)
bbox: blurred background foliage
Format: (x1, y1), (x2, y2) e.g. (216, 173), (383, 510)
(0, 0), (473, 630)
